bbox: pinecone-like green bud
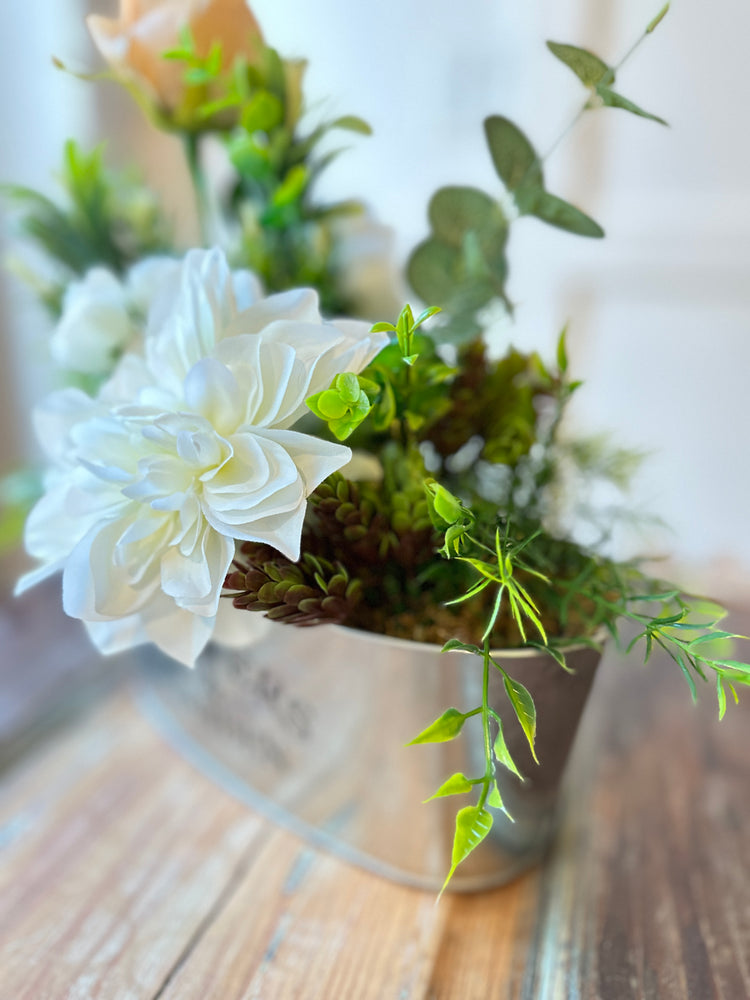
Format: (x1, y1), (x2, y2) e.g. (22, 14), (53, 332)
(309, 473), (438, 569)
(308, 474), (395, 563)
(225, 543), (362, 626)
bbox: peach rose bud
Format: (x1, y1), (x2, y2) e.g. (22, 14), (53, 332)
(87, 0), (265, 115)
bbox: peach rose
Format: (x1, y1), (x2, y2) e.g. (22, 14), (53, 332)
(87, 0), (265, 116)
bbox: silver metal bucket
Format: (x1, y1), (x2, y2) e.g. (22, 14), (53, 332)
(138, 623), (602, 891)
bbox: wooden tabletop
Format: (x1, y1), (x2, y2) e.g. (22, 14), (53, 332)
(1, 586), (748, 999)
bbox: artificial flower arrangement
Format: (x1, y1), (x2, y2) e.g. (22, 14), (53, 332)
(4, 0), (749, 890)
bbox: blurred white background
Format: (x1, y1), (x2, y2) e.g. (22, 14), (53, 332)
(1, 0), (748, 595)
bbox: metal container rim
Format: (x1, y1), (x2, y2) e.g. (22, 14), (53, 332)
(325, 622), (608, 660)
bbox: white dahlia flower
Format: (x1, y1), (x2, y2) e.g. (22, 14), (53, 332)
(19, 248), (389, 666)
(50, 255), (262, 377)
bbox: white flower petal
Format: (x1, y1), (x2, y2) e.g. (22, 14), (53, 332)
(32, 389), (102, 464)
(183, 358), (244, 436)
(51, 268), (133, 376)
(231, 269), (264, 311)
(225, 287), (321, 337)
(252, 428), (352, 494)
(236, 498), (308, 561)
(161, 523), (234, 618)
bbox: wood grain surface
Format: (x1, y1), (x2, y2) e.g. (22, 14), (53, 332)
(0, 592), (748, 999)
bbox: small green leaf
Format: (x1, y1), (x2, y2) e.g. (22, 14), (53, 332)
(530, 191), (604, 238)
(675, 651), (698, 703)
(241, 90), (284, 133)
(311, 389), (348, 420)
(330, 115), (373, 135)
(486, 783), (506, 811)
(408, 708), (469, 746)
(442, 638), (482, 655)
(335, 372), (361, 405)
(424, 772), (475, 802)
(628, 590), (682, 603)
(425, 481), (465, 525)
(444, 521), (471, 555)
(414, 305), (442, 327)
(595, 86), (668, 126)
(647, 3), (670, 33)
(688, 631), (738, 648)
(407, 238), (462, 306)
(441, 806), (494, 894)
(503, 676), (538, 763)
(546, 41), (610, 88)
(428, 186), (507, 250)
(493, 718), (524, 781)
(370, 321), (396, 334)
(271, 164), (308, 208)
(483, 116), (542, 192)
(556, 325), (569, 373)
(717, 674), (727, 720)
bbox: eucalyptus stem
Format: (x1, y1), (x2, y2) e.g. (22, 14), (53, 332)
(184, 133), (210, 245)
(541, 6), (668, 164)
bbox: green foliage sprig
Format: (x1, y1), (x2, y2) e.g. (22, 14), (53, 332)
(408, 6), (670, 343)
(163, 31), (375, 310)
(2, 141), (170, 315)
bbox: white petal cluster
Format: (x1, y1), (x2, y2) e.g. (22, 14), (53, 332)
(49, 256), (263, 377)
(20, 248), (389, 666)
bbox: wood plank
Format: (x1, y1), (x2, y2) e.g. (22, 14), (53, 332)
(0, 603), (748, 999)
(526, 647), (750, 1000)
(0, 582), (134, 759)
(156, 818), (539, 1000)
(0, 694), (265, 1000)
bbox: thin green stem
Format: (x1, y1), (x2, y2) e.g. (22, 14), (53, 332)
(540, 11), (665, 164)
(184, 133), (210, 245)
(476, 636), (495, 809)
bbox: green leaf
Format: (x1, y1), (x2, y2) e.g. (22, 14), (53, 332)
(530, 191), (604, 238)
(441, 806), (494, 894)
(309, 389), (348, 420)
(241, 91), (284, 133)
(712, 660), (750, 675)
(524, 641), (572, 673)
(628, 590), (682, 603)
(556, 325), (569, 373)
(424, 772), (475, 802)
(442, 638), (482, 655)
(493, 718), (524, 781)
(330, 115), (373, 135)
(717, 674), (727, 720)
(595, 86), (667, 126)
(414, 305), (442, 327)
(444, 521), (471, 555)
(271, 164), (308, 207)
(483, 116), (542, 192)
(503, 676), (538, 762)
(647, 3), (670, 33)
(425, 481), (464, 525)
(407, 238), (462, 305)
(336, 372), (361, 405)
(487, 783), (506, 811)
(688, 631), (738, 648)
(407, 708), (469, 745)
(546, 41), (610, 88)
(674, 651), (698, 703)
(428, 186), (507, 248)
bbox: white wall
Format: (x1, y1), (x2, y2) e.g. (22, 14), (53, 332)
(1, 0), (749, 593)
